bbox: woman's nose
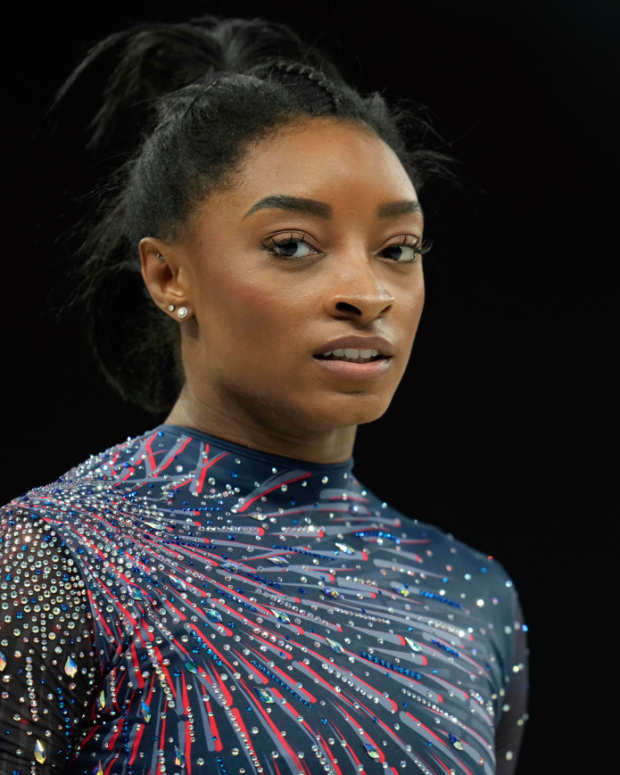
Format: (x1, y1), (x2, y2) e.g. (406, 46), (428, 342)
(330, 294), (394, 323)
(324, 260), (395, 324)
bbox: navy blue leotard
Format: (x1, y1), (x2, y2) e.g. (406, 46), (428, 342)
(0, 423), (528, 774)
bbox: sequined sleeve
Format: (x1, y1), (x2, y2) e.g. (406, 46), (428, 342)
(0, 507), (99, 773)
(495, 587), (530, 774)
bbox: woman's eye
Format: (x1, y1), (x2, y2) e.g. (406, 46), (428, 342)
(262, 233), (431, 263)
(381, 238), (426, 264)
(263, 233), (319, 260)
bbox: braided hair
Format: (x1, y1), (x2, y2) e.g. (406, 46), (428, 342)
(50, 13), (460, 415)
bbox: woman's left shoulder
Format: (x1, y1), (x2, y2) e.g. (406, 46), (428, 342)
(380, 501), (525, 622)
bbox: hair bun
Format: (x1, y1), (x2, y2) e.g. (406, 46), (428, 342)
(52, 15), (341, 151)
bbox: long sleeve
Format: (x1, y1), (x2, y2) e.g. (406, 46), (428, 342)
(495, 588), (530, 774)
(0, 507), (99, 773)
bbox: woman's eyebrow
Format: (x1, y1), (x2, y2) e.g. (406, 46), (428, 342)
(242, 194), (424, 221)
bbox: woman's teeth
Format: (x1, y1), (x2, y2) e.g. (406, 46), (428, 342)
(318, 348), (381, 362)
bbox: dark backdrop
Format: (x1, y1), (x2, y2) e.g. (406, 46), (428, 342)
(3, 1), (618, 772)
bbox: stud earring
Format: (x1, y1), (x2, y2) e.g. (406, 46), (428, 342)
(177, 306), (189, 319)
(167, 304), (175, 312)
(156, 252), (165, 262)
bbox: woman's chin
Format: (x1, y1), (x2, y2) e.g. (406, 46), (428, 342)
(303, 392), (393, 430)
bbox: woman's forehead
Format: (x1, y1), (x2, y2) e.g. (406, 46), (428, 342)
(200, 118), (419, 219)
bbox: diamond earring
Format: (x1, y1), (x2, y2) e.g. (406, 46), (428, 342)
(177, 306), (189, 319)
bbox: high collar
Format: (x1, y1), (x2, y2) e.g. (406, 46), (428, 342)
(160, 424), (355, 473)
(134, 423), (358, 521)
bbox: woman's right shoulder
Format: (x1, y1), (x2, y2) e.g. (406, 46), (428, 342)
(0, 426), (164, 664)
(1, 425), (159, 516)
(0, 432), (141, 567)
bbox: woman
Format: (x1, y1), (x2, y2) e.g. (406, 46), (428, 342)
(0, 14), (528, 775)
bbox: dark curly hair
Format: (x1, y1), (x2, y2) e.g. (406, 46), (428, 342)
(49, 13), (461, 414)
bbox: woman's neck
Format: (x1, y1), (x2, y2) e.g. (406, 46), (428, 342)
(164, 389), (357, 465)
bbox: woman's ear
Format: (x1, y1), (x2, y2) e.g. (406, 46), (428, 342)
(139, 237), (189, 314)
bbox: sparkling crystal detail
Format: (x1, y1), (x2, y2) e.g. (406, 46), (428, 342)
(64, 656), (77, 678)
(257, 688), (274, 703)
(450, 735), (465, 750)
(34, 739), (46, 764)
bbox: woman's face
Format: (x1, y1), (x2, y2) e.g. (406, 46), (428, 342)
(154, 117), (425, 442)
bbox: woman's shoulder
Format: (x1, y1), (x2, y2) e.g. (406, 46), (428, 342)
(359, 482), (519, 594)
(0, 426), (170, 659)
(357, 483), (526, 646)
(2, 426), (159, 513)
(0, 427), (163, 584)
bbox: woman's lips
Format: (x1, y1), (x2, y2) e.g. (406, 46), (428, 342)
(313, 335), (394, 358)
(312, 354), (392, 379)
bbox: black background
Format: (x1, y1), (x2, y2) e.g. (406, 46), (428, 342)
(3, 1), (618, 771)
